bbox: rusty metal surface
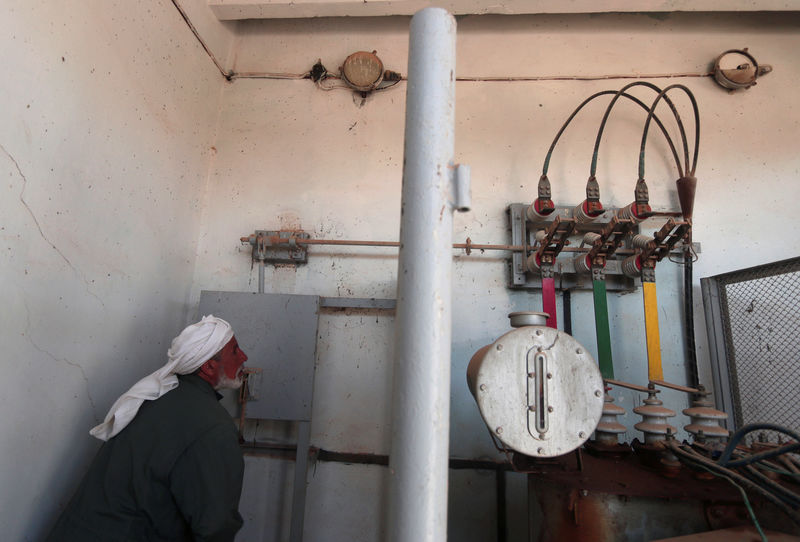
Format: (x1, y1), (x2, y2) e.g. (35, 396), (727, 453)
(655, 525), (800, 541)
(525, 448), (800, 541)
(535, 214), (577, 266)
(640, 218), (692, 266)
(516, 449), (737, 500)
(586, 215), (634, 266)
(651, 379), (700, 394)
(528, 478), (712, 542)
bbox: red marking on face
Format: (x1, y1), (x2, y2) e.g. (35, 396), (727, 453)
(217, 336), (248, 380)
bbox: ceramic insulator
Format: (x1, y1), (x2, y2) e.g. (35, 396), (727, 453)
(583, 232), (602, 245)
(633, 392), (677, 444)
(632, 234), (654, 250)
(622, 255), (642, 278)
(573, 201), (603, 224)
(618, 203), (643, 224)
(526, 202), (552, 225)
(526, 252), (541, 273)
(595, 393), (627, 445)
(573, 254), (592, 274)
(683, 397), (729, 442)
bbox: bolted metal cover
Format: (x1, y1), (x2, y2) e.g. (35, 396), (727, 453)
(467, 324), (604, 457)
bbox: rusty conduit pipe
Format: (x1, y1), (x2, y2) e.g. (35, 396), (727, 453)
(388, 9), (462, 542)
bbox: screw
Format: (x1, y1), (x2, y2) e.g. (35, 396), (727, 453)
(496, 427), (503, 435)
(496, 344), (503, 351)
(579, 431), (586, 438)
(576, 348), (583, 354)
(528, 405), (535, 412)
(581, 489), (589, 497)
(547, 406), (554, 413)
(479, 384), (486, 391)
(594, 390), (602, 397)
(536, 329), (543, 336)
(538, 433), (546, 439)
(537, 447), (544, 454)
(546, 373), (552, 379)
(528, 372), (535, 378)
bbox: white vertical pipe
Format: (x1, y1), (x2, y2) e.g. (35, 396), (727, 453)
(388, 8), (457, 542)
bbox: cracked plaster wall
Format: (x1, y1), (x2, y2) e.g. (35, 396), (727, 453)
(0, 1), (224, 540)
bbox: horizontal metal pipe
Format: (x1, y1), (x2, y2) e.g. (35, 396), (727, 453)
(242, 235), (685, 254)
(240, 443), (512, 471)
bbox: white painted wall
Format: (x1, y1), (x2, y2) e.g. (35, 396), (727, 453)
(0, 2), (224, 540)
(193, 11), (800, 542)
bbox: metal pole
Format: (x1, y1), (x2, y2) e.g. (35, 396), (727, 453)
(388, 8), (457, 542)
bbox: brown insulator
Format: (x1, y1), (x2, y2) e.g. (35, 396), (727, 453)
(676, 175), (697, 220)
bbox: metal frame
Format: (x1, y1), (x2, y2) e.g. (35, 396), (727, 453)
(508, 203), (639, 292)
(701, 256), (800, 433)
(700, 276), (736, 428)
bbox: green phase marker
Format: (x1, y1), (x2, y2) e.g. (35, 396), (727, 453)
(592, 279), (614, 379)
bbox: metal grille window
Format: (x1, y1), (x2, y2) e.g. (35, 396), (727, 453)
(702, 257), (800, 443)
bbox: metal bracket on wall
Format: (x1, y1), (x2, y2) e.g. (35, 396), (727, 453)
(508, 204), (698, 292)
(243, 230), (310, 265)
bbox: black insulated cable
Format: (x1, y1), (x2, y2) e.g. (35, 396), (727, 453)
(592, 81), (690, 180)
(541, 89), (683, 179)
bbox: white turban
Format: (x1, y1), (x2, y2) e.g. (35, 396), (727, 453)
(90, 315), (234, 441)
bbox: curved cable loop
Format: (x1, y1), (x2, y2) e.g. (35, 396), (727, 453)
(592, 81), (690, 179)
(639, 84), (700, 179)
(542, 90), (683, 179)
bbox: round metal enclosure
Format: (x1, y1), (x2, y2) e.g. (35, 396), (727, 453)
(467, 323), (604, 458)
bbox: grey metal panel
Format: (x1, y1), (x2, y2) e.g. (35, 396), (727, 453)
(198, 291), (319, 421)
(700, 277), (735, 429)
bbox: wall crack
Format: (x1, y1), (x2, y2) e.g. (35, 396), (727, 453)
(23, 300), (100, 424)
(1, 142), (106, 309)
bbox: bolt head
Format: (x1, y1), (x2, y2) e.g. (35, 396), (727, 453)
(536, 329), (543, 336)
(547, 406), (554, 413)
(579, 431), (586, 438)
(595, 390), (602, 397)
(479, 384), (486, 391)
(576, 348), (583, 354)
(537, 447), (544, 454)
(496, 344), (503, 351)
(496, 427), (503, 435)
(546, 373), (553, 379)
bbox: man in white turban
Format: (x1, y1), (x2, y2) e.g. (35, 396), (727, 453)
(46, 315), (249, 542)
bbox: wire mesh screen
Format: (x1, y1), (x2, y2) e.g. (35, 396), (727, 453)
(715, 257), (800, 444)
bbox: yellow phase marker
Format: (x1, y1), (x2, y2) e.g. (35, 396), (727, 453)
(642, 281), (663, 381)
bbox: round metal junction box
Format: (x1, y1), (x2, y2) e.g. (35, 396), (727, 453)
(467, 316), (604, 458)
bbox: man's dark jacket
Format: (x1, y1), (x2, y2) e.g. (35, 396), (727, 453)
(46, 373), (244, 542)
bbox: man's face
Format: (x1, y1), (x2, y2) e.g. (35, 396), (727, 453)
(214, 336), (248, 390)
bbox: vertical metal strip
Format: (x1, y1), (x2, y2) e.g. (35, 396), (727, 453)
(642, 281), (664, 380)
(592, 279), (614, 379)
(542, 277), (558, 329)
(388, 8), (456, 542)
(289, 420), (311, 542)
